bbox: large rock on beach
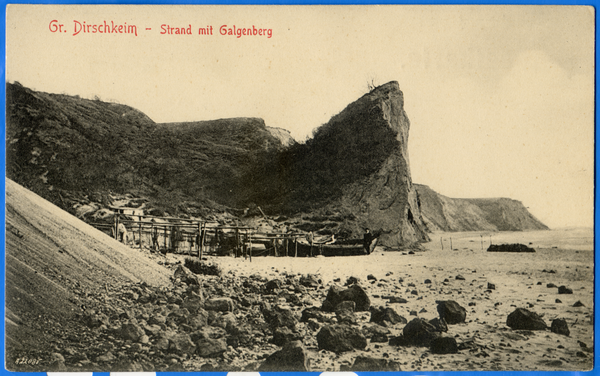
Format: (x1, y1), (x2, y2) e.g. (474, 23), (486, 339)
(259, 340), (310, 371)
(430, 336), (458, 354)
(403, 318), (441, 346)
(506, 308), (547, 330)
(487, 243), (535, 253)
(317, 324), (368, 352)
(349, 356), (402, 371)
(196, 337), (227, 357)
(370, 306), (407, 325)
(551, 318), (570, 336)
(174, 265), (200, 285)
(436, 300), (467, 324)
(262, 304), (298, 330)
(322, 284), (370, 312)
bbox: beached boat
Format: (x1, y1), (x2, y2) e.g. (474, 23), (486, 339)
(293, 237), (378, 257)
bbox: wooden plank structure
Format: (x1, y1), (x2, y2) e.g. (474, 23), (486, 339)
(93, 208), (374, 259)
(91, 210), (310, 261)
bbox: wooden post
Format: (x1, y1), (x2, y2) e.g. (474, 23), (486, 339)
(249, 233), (253, 262)
(295, 238), (298, 257)
(235, 228), (240, 258)
(480, 235), (483, 250)
(440, 237), (443, 250)
(450, 237), (453, 250)
(285, 239), (289, 257)
(138, 216), (142, 250)
(164, 226), (167, 251)
(114, 214), (119, 240)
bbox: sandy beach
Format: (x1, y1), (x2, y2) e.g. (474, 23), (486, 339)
(185, 228), (594, 371)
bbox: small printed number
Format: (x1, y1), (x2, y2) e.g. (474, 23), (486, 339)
(15, 357), (41, 365)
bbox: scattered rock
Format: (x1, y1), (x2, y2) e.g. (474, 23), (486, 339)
(299, 274), (320, 288)
(173, 265), (200, 285)
(506, 308), (547, 330)
(550, 318), (570, 336)
(370, 333), (389, 343)
(169, 333), (196, 355)
(196, 337), (227, 357)
(388, 296), (408, 304)
(547, 283), (557, 288)
(322, 284), (370, 312)
(487, 282), (496, 290)
(349, 356), (401, 371)
(316, 324), (368, 352)
(120, 322), (145, 342)
(429, 317), (448, 332)
(264, 279), (283, 293)
(367, 274), (377, 281)
(272, 326), (303, 346)
(370, 306), (407, 325)
(487, 243), (535, 253)
(430, 336), (458, 354)
(262, 304), (298, 330)
(455, 275), (465, 280)
(436, 300), (467, 324)
(259, 340), (309, 371)
(558, 286), (573, 294)
(573, 300), (585, 307)
(402, 318), (441, 346)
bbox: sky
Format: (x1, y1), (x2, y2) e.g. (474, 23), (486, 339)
(6, 5), (595, 229)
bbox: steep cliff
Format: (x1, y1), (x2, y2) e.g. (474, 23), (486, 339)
(285, 82), (430, 246)
(415, 184), (549, 232)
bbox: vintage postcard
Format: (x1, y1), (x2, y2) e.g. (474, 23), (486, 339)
(4, 4), (595, 373)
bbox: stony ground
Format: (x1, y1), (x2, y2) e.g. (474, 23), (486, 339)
(9, 229), (593, 372)
(6, 184), (593, 373)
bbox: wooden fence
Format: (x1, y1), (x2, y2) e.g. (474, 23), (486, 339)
(90, 213), (306, 261)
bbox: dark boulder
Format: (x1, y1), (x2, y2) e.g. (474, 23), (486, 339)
(272, 326), (303, 346)
(262, 305), (298, 330)
(196, 337), (227, 357)
(259, 340), (309, 372)
(558, 286), (573, 294)
(370, 306), (407, 325)
(300, 306), (331, 323)
(430, 336), (458, 354)
(429, 317), (449, 332)
(264, 279), (283, 293)
(389, 335), (409, 346)
(299, 274), (320, 288)
(173, 265), (200, 285)
(573, 300), (585, 307)
(403, 318), (441, 346)
(436, 300), (467, 324)
(322, 284), (370, 312)
(349, 356), (401, 371)
(487, 243), (535, 253)
(506, 308), (547, 330)
(316, 324), (368, 352)
(550, 318), (570, 336)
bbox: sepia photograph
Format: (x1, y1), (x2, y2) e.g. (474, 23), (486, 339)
(4, 4), (595, 372)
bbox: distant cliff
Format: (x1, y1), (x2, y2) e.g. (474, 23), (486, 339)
(415, 184), (549, 232)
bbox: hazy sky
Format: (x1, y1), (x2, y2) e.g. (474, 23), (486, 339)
(6, 5), (595, 229)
